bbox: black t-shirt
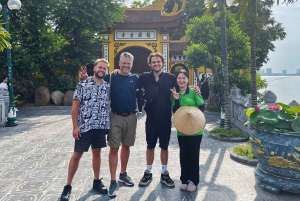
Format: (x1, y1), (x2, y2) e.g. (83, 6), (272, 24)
(139, 71), (176, 124)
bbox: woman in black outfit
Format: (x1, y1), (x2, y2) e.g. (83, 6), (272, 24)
(200, 74), (209, 105)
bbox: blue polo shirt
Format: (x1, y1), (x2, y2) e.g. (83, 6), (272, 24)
(104, 73), (141, 114)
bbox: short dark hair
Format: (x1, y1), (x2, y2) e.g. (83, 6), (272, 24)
(1, 76), (8, 82)
(175, 69), (189, 80)
(147, 52), (165, 65)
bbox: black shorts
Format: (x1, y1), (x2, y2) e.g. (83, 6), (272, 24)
(145, 119), (171, 150)
(74, 129), (107, 152)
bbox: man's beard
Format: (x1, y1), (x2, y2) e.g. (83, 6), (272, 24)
(153, 68), (162, 73)
(94, 71), (105, 79)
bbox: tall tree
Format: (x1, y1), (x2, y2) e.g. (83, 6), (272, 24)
(0, 0), (125, 102)
(164, 0), (206, 40)
(185, 14), (251, 110)
(54, 0), (125, 86)
(235, 0), (288, 107)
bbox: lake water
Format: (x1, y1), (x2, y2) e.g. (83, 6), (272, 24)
(260, 76), (300, 104)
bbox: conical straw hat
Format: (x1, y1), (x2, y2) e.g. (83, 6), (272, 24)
(173, 106), (206, 135)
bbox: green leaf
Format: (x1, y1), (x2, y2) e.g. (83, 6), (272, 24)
(250, 111), (260, 124)
(277, 111), (295, 121)
(245, 108), (255, 117)
(290, 106), (300, 113)
(274, 120), (290, 129)
(261, 123), (275, 131)
(283, 108), (297, 115)
(257, 110), (279, 124)
(291, 116), (300, 134)
(275, 102), (291, 109)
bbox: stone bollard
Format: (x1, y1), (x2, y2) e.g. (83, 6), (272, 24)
(1, 91), (9, 118)
(0, 92), (5, 126)
(289, 100), (300, 107)
(263, 90), (277, 105)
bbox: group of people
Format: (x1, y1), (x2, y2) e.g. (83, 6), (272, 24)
(60, 52), (206, 201)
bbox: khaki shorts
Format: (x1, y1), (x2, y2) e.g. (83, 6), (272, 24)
(107, 112), (137, 148)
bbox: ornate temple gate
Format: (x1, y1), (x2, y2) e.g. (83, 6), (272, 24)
(101, 0), (201, 85)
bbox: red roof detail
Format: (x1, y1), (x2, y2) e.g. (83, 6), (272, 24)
(123, 10), (183, 23)
(169, 42), (187, 54)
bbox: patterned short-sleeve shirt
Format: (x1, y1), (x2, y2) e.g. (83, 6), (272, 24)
(73, 77), (110, 133)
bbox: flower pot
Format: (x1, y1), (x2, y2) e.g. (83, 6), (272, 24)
(250, 130), (300, 194)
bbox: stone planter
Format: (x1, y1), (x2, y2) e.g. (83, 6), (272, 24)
(229, 148), (258, 166)
(250, 130), (300, 194)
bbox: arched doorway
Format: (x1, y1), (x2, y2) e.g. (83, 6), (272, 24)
(114, 46), (151, 75)
(170, 63), (189, 75)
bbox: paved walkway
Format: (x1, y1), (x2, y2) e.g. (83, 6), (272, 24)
(0, 107), (299, 201)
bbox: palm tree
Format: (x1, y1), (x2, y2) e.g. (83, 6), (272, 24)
(235, 0), (297, 107)
(0, 19), (11, 52)
(204, 0), (231, 128)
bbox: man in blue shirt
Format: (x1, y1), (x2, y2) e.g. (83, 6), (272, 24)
(104, 52), (141, 197)
(79, 53), (141, 198)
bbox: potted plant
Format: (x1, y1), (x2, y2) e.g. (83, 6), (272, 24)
(245, 102), (300, 194)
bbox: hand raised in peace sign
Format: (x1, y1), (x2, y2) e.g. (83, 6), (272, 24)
(170, 87), (179, 100)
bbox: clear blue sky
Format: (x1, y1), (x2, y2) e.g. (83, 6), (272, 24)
(124, 0), (300, 74)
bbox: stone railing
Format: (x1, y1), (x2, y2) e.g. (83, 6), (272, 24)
(0, 91), (9, 126)
(229, 86), (252, 136)
(229, 86), (299, 136)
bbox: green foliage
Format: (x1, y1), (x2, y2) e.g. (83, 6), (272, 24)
(0, 0), (125, 102)
(185, 15), (219, 54)
(0, 25), (10, 51)
(230, 69), (267, 96)
(53, 0), (125, 85)
(235, 0), (286, 69)
(184, 44), (209, 70)
(164, 0), (205, 40)
(185, 13), (254, 94)
(209, 127), (246, 138)
(130, 0), (159, 8)
(231, 143), (257, 159)
(245, 103), (300, 134)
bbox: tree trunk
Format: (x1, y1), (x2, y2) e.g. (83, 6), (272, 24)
(250, 0), (257, 107)
(210, 54), (219, 84)
(220, 3), (231, 129)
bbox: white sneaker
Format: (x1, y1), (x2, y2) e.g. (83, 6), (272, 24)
(180, 183), (188, 191)
(187, 181), (197, 192)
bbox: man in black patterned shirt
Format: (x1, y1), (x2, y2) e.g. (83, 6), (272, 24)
(60, 59), (110, 201)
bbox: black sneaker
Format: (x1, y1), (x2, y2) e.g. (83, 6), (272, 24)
(108, 180), (117, 197)
(139, 170), (152, 186)
(60, 185), (72, 201)
(93, 178), (108, 194)
(119, 172), (134, 186)
(160, 171), (175, 187)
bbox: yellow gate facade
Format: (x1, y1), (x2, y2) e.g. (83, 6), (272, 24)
(101, 0), (206, 85)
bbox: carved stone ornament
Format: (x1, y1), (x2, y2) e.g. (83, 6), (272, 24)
(145, 43), (157, 52)
(114, 43), (126, 55)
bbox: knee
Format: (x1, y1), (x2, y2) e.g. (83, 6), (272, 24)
(121, 144), (130, 151)
(110, 147), (119, 154)
(72, 152), (83, 161)
(92, 149), (101, 158)
(147, 144), (155, 149)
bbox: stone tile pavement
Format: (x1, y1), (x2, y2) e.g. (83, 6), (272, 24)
(0, 107), (299, 201)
